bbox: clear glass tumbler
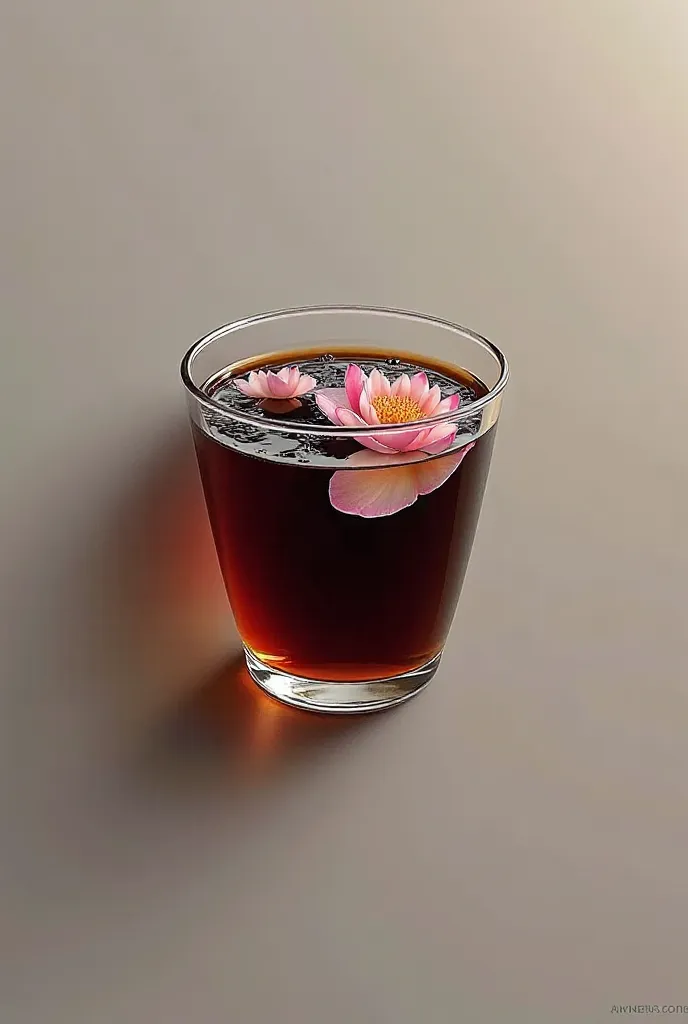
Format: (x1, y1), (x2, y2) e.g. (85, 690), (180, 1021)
(181, 305), (508, 713)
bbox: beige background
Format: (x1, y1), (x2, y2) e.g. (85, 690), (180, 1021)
(2, 1), (687, 1022)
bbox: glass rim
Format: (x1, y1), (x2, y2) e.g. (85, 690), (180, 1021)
(180, 304), (509, 438)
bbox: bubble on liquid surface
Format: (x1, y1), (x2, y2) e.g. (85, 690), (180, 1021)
(201, 356), (483, 468)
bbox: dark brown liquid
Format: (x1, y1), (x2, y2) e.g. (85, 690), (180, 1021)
(193, 351), (496, 681)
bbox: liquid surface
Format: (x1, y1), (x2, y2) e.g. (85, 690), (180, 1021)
(193, 350), (496, 681)
(202, 354), (485, 468)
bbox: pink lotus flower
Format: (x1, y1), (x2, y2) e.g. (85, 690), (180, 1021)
(316, 364), (460, 454)
(235, 365), (317, 412)
(329, 444), (475, 517)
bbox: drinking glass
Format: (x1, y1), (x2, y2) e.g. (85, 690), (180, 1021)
(181, 305), (508, 713)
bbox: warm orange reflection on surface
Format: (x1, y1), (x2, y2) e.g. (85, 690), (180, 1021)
(197, 655), (370, 782)
(127, 437), (235, 687)
(94, 431), (238, 732)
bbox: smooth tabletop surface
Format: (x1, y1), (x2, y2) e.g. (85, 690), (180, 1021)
(2, 2), (687, 1022)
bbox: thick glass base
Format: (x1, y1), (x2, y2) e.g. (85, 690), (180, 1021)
(244, 647), (441, 714)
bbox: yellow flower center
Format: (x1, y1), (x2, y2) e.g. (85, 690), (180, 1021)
(371, 394), (424, 424)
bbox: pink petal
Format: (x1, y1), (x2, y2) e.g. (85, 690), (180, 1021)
(276, 366), (292, 383)
(412, 444), (475, 495)
(367, 367), (391, 399)
(420, 424), (458, 454)
(358, 387), (380, 425)
(316, 387), (349, 408)
(287, 366), (300, 390)
(345, 364), (366, 416)
(419, 385), (442, 415)
(255, 370), (274, 397)
(328, 445), (475, 517)
(315, 388), (354, 422)
(292, 374), (317, 396)
(266, 370), (294, 398)
(360, 428), (430, 452)
(358, 435), (397, 453)
(434, 393), (460, 415)
(335, 406), (368, 428)
(315, 389), (348, 423)
(391, 373), (412, 397)
(389, 430), (427, 450)
(315, 395), (338, 422)
(409, 371), (429, 402)
(234, 377), (260, 397)
(329, 460), (420, 518)
(405, 431), (436, 451)
(247, 371), (271, 397)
